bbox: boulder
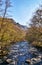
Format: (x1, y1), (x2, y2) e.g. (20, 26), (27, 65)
(0, 59), (3, 63)
(25, 59), (31, 64)
(25, 56), (42, 65)
(3, 56), (7, 60)
(6, 59), (12, 63)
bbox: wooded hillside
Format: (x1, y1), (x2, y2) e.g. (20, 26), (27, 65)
(26, 6), (42, 48)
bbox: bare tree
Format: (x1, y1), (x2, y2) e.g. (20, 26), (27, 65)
(1, 0), (11, 28)
(0, 0), (12, 56)
(26, 6), (42, 47)
(0, 0), (12, 41)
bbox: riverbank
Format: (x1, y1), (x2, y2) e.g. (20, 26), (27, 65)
(0, 41), (42, 65)
(31, 44), (42, 52)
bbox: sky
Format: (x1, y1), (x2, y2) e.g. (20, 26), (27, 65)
(9, 0), (42, 26)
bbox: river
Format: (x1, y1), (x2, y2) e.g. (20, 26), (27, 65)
(1, 42), (42, 65)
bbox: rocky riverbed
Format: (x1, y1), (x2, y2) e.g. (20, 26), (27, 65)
(0, 42), (42, 65)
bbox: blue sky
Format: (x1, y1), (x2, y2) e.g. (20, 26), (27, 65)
(10, 0), (42, 26)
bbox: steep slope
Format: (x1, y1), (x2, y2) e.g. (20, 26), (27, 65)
(0, 18), (26, 45)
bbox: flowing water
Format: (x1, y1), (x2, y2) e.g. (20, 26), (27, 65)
(1, 42), (42, 65)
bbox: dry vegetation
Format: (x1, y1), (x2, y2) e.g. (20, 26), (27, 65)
(26, 6), (42, 48)
(0, 18), (26, 56)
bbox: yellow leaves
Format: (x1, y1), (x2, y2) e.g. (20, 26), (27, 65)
(0, 18), (26, 56)
(3, 33), (10, 41)
(0, 18), (25, 44)
(26, 26), (42, 47)
(32, 41), (42, 47)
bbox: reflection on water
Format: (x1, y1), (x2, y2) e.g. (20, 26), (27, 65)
(1, 42), (42, 65)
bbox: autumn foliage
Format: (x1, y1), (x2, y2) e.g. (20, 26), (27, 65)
(26, 6), (42, 47)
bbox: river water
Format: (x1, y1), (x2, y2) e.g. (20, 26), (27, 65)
(1, 42), (42, 65)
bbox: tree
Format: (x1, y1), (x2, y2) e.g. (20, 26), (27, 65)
(0, 0), (12, 41)
(0, 0), (12, 56)
(26, 6), (42, 47)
